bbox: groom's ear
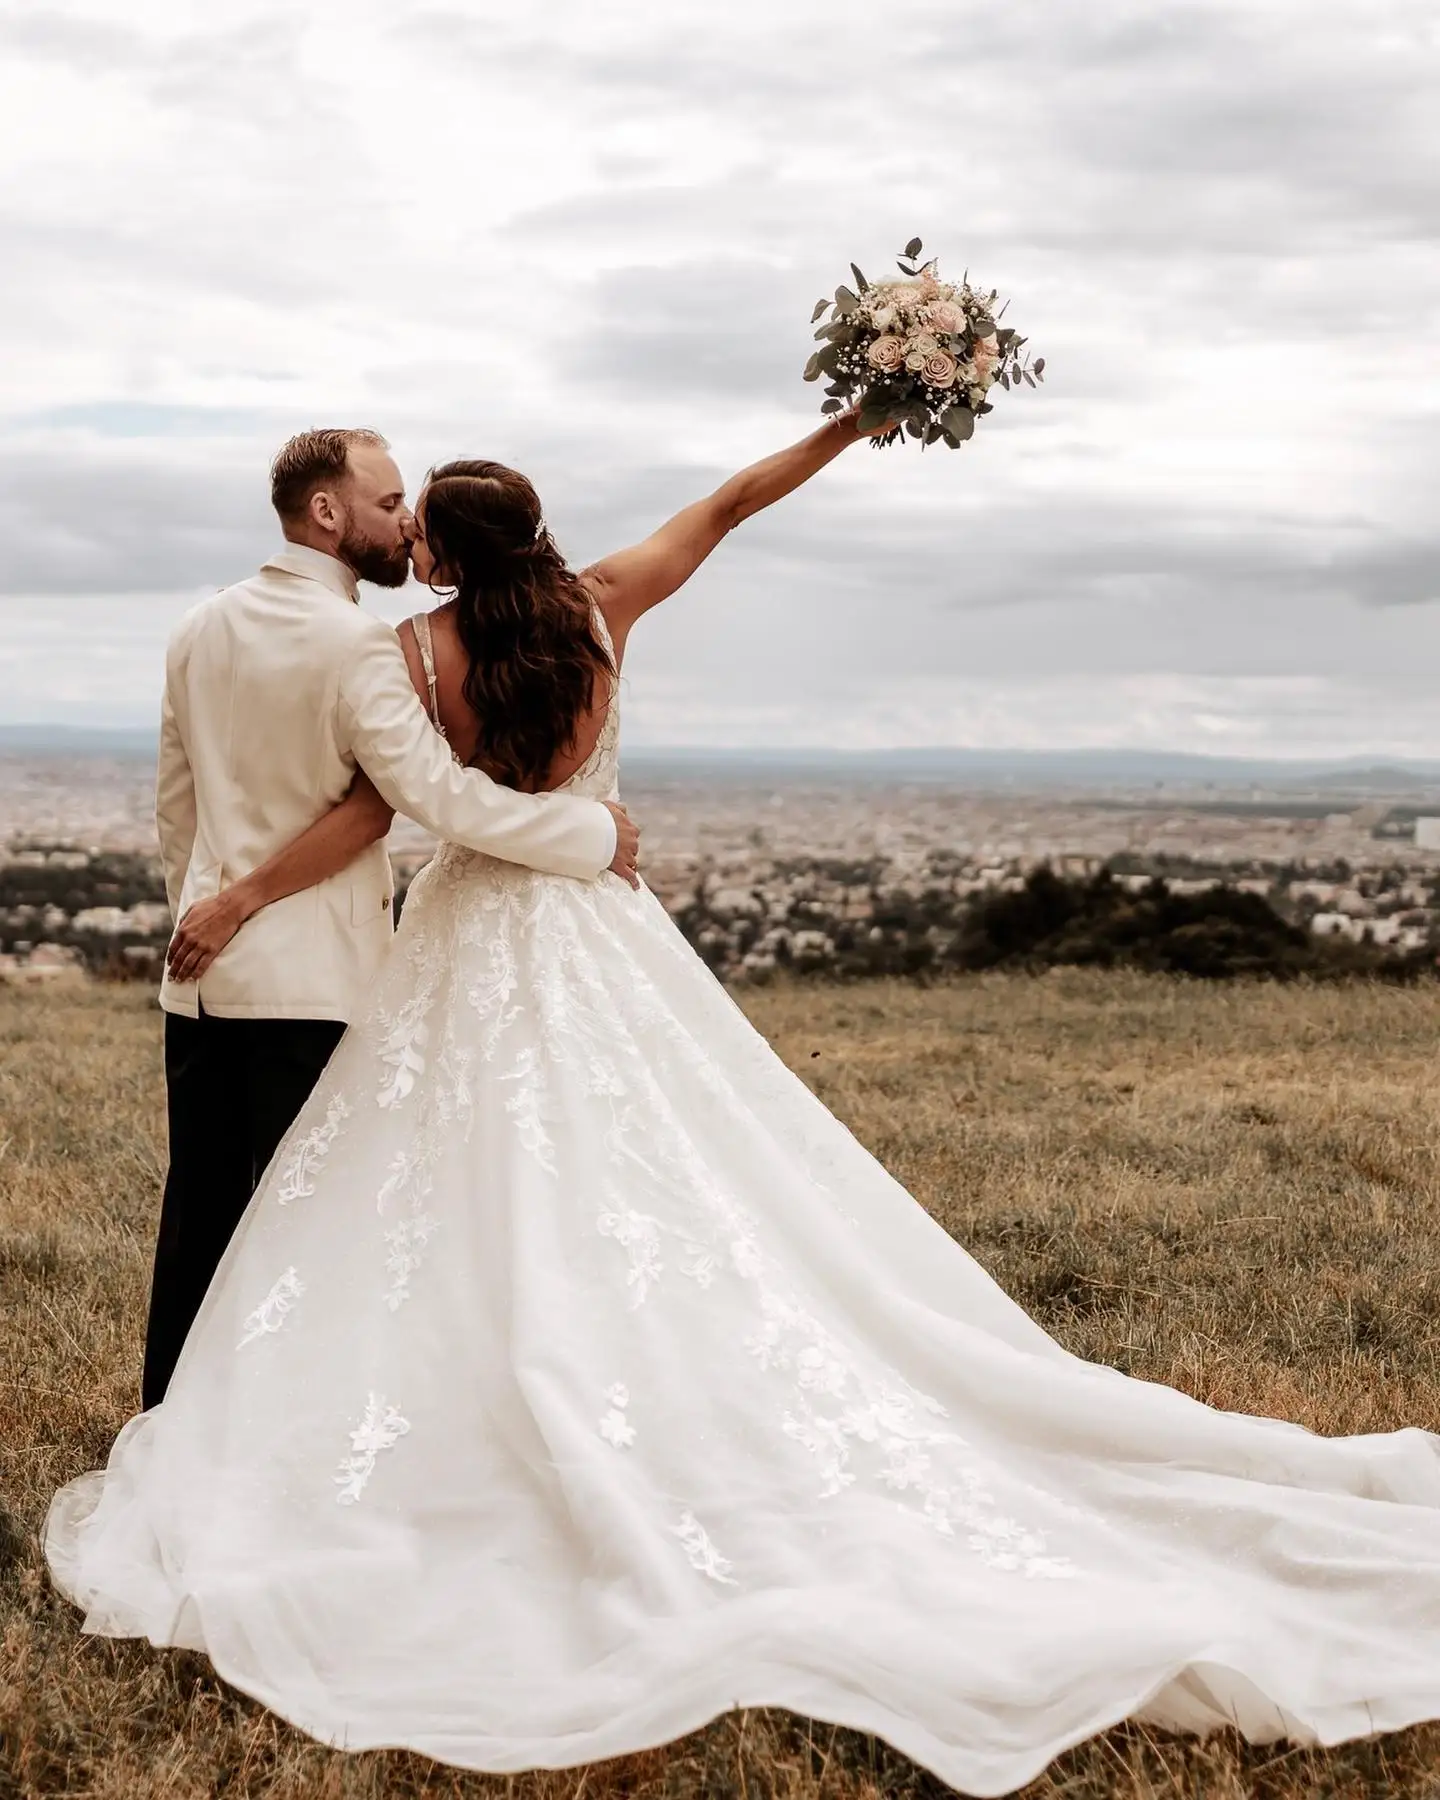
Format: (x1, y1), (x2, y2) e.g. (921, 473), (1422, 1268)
(309, 486), (343, 533)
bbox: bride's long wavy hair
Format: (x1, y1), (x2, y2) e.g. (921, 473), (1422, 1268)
(419, 460), (613, 791)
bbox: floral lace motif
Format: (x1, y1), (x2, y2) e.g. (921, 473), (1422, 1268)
(383, 1213), (440, 1312)
(236, 1266), (305, 1348)
(276, 1094), (350, 1205)
(596, 1200), (664, 1307)
(335, 1393), (410, 1505)
(376, 1144), (439, 1310)
(378, 1007), (429, 1108)
(672, 1510), (736, 1585)
(599, 1382), (635, 1448)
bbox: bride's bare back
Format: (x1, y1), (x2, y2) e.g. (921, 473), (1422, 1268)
(397, 588), (622, 794)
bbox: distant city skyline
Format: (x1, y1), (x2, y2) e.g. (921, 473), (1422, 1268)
(2, 1), (1437, 755)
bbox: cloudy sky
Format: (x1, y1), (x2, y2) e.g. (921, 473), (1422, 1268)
(2, 0), (1437, 755)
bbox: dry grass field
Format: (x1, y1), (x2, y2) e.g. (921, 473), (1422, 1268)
(5, 973), (1440, 1798)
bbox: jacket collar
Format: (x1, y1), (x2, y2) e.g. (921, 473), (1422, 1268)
(261, 544), (360, 603)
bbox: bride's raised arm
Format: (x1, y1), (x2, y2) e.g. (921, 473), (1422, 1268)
(583, 411), (874, 645)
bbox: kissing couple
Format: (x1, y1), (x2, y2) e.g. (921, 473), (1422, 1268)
(45, 419), (1440, 1796)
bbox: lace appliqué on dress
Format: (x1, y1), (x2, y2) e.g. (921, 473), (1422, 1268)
(236, 1266), (305, 1348)
(276, 1094), (351, 1205)
(599, 1382), (636, 1448)
(596, 1198), (664, 1307)
(335, 1393), (411, 1505)
(672, 1511), (737, 1585)
(378, 1009), (429, 1109)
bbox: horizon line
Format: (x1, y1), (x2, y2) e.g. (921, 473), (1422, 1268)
(5, 726), (1440, 773)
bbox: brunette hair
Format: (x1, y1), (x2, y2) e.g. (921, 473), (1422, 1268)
(420, 460), (613, 791)
(269, 428), (388, 524)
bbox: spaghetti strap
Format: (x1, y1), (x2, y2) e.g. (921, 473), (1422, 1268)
(409, 612), (442, 733)
(590, 601), (615, 665)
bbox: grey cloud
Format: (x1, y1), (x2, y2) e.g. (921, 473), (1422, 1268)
(0, 12), (152, 71)
(0, 439), (275, 596)
(476, 1), (1439, 263)
(561, 259), (822, 400)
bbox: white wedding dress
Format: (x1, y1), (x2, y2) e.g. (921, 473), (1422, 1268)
(45, 627), (1440, 1797)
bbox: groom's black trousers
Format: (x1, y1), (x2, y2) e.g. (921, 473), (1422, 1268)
(141, 1007), (346, 1411)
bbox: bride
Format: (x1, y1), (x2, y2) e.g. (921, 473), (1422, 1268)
(46, 414), (1440, 1798)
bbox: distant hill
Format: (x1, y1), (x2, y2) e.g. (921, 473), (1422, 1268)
(621, 747), (1440, 793)
(0, 726), (157, 756)
(6, 728), (1440, 794)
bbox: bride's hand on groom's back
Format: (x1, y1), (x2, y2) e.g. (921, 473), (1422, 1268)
(166, 885), (259, 983)
(605, 803), (641, 889)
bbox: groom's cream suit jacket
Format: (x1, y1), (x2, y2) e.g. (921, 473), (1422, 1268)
(156, 545), (617, 1023)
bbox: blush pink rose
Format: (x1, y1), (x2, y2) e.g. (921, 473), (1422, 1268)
(922, 349), (959, 388)
(867, 334), (904, 372)
(926, 300), (963, 334)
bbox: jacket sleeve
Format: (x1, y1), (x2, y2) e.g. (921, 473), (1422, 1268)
(335, 623), (618, 879)
(154, 669), (197, 917)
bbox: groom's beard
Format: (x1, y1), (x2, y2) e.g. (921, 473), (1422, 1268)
(339, 526), (411, 589)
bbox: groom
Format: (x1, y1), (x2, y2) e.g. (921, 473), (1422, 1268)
(143, 426), (639, 1409)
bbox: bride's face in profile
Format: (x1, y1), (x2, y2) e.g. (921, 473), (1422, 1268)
(409, 494), (445, 588)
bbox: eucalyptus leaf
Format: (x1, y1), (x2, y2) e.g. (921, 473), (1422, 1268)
(810, 299), (828, 324)
(924, 422), (943, 445)
(850, 262), (868, 292)
(906, 420), (923, 439)
(944, 407), (975, 441)
(821, 398), (844, 414)
(1022, 369), (1036, 387)
(1033, 356), (1046, 376)
(803, 353), (822, 383)
(905, 236), (923, 259)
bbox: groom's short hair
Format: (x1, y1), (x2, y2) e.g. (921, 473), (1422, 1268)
(270, 428), (389, 524)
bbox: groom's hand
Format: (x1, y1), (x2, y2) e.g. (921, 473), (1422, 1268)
(605, 802), (641, 889)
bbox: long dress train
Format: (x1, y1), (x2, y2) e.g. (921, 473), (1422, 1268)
(44, 626), (1440, 1796)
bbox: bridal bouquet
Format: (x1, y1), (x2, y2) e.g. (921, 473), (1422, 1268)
(803, 238), (1044, 448)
